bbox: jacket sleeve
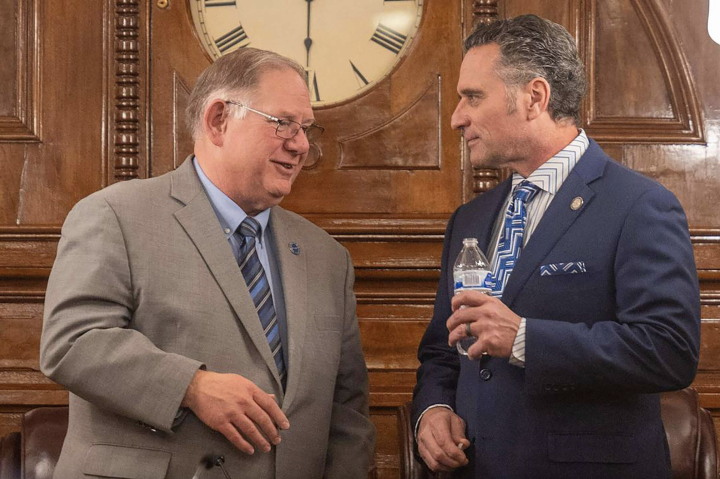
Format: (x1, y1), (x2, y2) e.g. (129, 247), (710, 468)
(411, 210), (461, 427)
(524, 185), (701, 394)
(323, 248), (376, 479)
(39, 196), (202, 432)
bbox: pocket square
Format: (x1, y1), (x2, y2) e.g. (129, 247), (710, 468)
(540, 261), (587, 276)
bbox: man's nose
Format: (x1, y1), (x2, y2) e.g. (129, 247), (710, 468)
(285, 128), (310, 155)
(450, 102), (468, 131)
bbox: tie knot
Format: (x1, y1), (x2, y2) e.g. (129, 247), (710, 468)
(238, 217), (261, 239)
(513, 181), (541, 204)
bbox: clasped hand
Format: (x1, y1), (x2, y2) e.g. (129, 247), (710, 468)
(446, 290), (522, 359)
(182, 370), (289, 455)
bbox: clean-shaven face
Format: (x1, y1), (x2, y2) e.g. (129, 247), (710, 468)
(221, 68), (314, 214)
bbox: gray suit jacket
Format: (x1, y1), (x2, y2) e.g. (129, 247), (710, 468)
(40, 158), (375, 478)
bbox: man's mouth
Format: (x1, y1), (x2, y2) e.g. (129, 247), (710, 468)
(271, 159), (295, 170)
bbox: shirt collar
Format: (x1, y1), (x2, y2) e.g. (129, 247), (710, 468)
(512, 129), (589, 195)
(192, 156), (270, 242)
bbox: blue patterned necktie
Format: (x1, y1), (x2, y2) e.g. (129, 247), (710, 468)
(236, 217), (286, 388)
(484, 180), (542, 297)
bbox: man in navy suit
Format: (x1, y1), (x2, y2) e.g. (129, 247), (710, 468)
(412, 14), (700, 479)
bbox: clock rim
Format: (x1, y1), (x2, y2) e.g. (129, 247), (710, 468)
(183, 0), (428, 109)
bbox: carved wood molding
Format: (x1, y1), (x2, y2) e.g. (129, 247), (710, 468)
(583, 0), (704, 143)
(337, 76), (442, 171)
(172, 71), (192, 170)
(305, 216), (449, 235)
(108, 0), (143, 182)
(0, 0), (40, 142)
(471, 0), (500, 26)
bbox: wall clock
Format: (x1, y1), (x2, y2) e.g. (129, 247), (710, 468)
(188, 0), (424, 106)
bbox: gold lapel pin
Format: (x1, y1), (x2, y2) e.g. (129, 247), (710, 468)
(570, 197), (584, 211)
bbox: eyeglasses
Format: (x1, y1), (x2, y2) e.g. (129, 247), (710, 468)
(225, 100), (324, 143)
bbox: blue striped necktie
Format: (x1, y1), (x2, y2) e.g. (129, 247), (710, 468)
(485, 180), (541, 296)
(236, 217), (286, 388)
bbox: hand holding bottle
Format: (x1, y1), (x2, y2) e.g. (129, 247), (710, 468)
(452, 238), (491, 356)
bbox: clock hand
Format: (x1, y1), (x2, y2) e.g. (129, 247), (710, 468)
(304, 0), (313, 67)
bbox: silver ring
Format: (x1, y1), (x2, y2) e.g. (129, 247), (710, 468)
(465, 322), (473, 338)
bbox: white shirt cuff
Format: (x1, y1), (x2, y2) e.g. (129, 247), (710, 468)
(414, 404), (453, 439)
(508, 317), (527, 368)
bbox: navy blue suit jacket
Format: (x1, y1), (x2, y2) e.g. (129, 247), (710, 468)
(412, 140), (701, 479)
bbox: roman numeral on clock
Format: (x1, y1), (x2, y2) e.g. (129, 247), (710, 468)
(214, 25), (249, 53)
(370, 23), (407, 55)
(305, 70), (321, 102)
(205, 0), (236, 7)
(350, 61), (369, 87)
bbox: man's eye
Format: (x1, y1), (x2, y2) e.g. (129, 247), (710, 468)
(277, 120), (292, 127)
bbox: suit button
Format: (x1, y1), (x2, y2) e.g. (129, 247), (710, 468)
(479, 369), (492, 381)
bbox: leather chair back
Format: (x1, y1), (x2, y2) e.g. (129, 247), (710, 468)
(0, 406), (68, 479)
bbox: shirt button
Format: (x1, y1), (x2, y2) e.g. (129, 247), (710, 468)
(479, 369), (492, 381)
(224, 228), (231, 234)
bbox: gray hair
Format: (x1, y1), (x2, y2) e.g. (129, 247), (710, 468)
(186, 48), (306, 140)
(464, 14), (587, 125)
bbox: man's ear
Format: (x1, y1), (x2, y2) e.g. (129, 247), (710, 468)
(203, 100), (231, 147)
(526, 77), (551, 121)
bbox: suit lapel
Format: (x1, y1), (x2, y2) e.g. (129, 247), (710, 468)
(170, 158), (283, 387)
(502, 146), (606, 306)
(268, 207), (308, 410)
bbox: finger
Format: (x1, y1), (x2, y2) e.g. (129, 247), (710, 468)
(449, 416), (471, 453)
(418, 441), (451, 472)
(254, 390), (290, 429)
(451, 289), (493, 311)
(429, 421), (470, 466)
(218, 422), (255, 455)
(447, 325), (466, 347)
(244, 401), (282, 445)
(446, 306), (481, 332)
(467, 338), (489, 359)
(231, 413), (272, 452)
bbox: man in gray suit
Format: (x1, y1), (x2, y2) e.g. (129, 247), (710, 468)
(40, 48), (375, 478)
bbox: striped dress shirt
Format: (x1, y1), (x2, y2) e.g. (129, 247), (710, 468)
(490, 130), (590, 366)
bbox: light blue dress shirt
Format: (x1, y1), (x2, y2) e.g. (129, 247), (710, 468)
(192, 157), (276, 298)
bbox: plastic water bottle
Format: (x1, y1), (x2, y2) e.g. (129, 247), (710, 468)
(453, 238), (491, 356)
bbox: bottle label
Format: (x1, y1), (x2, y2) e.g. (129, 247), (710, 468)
(454, 270), (490, 293)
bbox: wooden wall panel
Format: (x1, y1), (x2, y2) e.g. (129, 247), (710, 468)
(595, 0), (673, 118)
(0, 0), (39, 141)
(584, 0), (704, 143)
(1, 0), (719, 477)
(0, 0), (18, 118)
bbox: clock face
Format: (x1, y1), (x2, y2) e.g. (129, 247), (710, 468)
(188, 0), (424, 107)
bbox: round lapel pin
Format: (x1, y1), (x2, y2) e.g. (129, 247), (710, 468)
(289, 242), (301, 255)
(570, 197), (584, 211)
